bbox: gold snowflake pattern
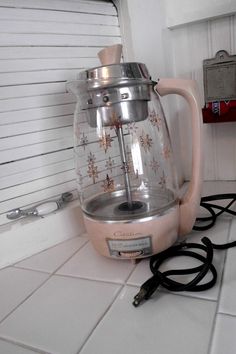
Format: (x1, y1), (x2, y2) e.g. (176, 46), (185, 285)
(125, 122), (139, 135)
(87, 164), (98, 184)
(139, 130), (153, 152)
(102, 174), (115, 193)
(150, 157), (160, 174)
(149, 109), (162, 130)
(80, 132), (88, 150)
(87, 152), (96, 165)
(99, 132), (113, 153)
(162, 145), (171, 159)
(105, 156), (115, 173)
(87, 152), (98, 184)
(159, 171), (166, 189)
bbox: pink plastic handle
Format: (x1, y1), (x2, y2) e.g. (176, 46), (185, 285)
(155, 79), (203, 236)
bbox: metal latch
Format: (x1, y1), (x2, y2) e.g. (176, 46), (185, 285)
(203, 50), (236, 102)
(6, 192), (73, 220)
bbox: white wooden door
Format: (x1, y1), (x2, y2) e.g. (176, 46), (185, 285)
(0, 0), (121, 226)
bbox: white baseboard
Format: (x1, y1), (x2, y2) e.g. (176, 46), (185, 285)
(0, 201), (85, 269)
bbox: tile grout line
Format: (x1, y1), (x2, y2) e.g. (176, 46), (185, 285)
(76, 284), (125, 354)
(12, 238), (89, 275)
(52, 239), (89, 274)
(127, 279), (220, 303)
(0, 273), (51, 325)
(75, 258), (140, 353)
(12, 265), (51, 274)
(75, 255), (219, 354)
(129, 281), (220, 303)
(55, 271), (126, 286)
(217, 311), (236, 319)
(124, 258), (141, 283)
(10, 234), (88, 268)
(206, 218), (233, 354)
(40, 248), (137, 354)
(0, 335), (52, 354)
(156, 288), (219, 303)
(0, 238), (90, 350)
(8, 238), (90, 317)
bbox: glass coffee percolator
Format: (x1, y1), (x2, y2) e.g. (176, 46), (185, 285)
(67, 45), (203, 259)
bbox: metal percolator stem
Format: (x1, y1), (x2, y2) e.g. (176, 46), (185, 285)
(115, 125), (133, 209)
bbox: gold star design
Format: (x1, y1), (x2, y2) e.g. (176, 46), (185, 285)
(87, 163), (99, 184)
(102, 174), (115, 193)
(162, 145), (171, 159)
(149, 109), (162, 130)
(126, 122), (138, 135)
(139, 130), (153, 152)
(99, 132), (113, 153)
(87, 152), (96, 165)
(150, 158), (160, 174)
(87, 152), (98, 184)
(80, 132), (88, 150)
(105, 156), (115, 173)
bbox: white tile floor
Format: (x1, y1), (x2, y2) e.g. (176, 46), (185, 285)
(0, 218), (235, 354)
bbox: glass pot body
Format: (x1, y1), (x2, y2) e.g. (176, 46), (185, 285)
(73, 84), (179, 222)
(67, 62), (203, 259)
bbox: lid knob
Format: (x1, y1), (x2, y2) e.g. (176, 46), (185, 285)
(97, 44), (122, 65)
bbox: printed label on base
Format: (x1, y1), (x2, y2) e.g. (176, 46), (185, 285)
(107, 236), (152, 257)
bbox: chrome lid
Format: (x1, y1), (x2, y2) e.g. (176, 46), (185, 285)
(77, 62), (152, 90)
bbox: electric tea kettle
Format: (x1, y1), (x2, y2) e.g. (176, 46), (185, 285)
(67, 44), (203, 259)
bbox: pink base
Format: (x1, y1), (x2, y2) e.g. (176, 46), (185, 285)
(84, 206), (180, 259)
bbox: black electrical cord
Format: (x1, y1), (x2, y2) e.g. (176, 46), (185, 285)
(193, 193), (236, 231)
(133, 193), (236, 307)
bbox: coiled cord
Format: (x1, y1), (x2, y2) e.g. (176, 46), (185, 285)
(133, 194), (236, 307)
(193, 193), (236, 231)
